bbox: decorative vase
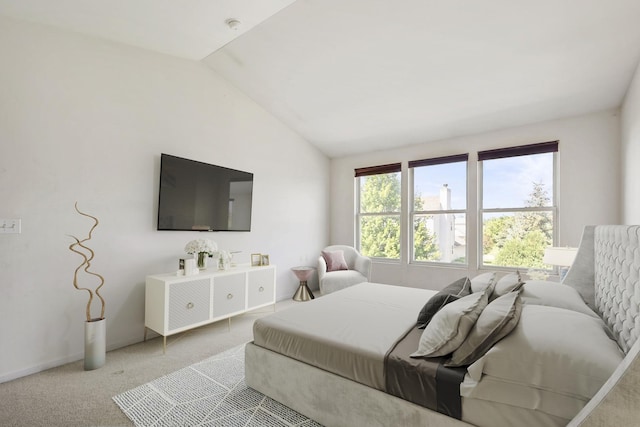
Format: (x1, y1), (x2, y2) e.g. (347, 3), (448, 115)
(84, 318), (106, 371)
(196, 252), (208, 269)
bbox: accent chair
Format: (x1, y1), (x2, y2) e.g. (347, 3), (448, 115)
(318, 245), (371, 295)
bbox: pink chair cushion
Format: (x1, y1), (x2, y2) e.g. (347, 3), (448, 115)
(322, 250), (349, 272)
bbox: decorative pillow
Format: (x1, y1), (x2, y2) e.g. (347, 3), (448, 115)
(416, 277), (471, 329)
(470, 272), (497, 293)
(446, 289), (522, 367)
(466, 305), (623, 400)
(492, 271), (524, 298)
(321, 250), (348, 272)
(520, 280), (599, 318)
(411, 283), (492, 358)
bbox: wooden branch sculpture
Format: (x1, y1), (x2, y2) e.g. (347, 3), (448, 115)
(68, 202), (105, 322)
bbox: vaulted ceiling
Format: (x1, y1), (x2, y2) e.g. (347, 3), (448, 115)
(2, 0), (640, 157)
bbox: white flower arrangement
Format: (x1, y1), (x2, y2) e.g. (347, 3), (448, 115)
(184, 239), (218, 255)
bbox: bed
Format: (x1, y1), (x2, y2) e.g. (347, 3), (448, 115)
(245, 225), (640, 426)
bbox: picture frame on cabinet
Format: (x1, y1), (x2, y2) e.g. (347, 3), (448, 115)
(261, 254), (270, 266)
(251, 253), (262, 267)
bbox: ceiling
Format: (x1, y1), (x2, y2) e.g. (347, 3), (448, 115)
(2, 1), (640, 158)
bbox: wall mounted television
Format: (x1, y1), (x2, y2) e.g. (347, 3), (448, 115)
(157, 153), (253, 232)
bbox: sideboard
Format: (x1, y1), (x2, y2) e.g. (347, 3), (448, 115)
(144, 264), (276, 353)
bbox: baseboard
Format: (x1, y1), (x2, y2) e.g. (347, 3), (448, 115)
(0, 351), (83, 384)
(0, 336), (142, 384)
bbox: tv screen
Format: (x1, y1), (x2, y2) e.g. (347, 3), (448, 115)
(157, 153), (253, 231)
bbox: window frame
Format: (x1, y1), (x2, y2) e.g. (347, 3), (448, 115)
(352, 141), (559, 272)
(478, 141), (558, 270)
(408, 154), (469, 266)
(355, 163), (402, 261)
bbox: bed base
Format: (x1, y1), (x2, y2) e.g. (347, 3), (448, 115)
(245, 342), (472, 427)
(569, 336), (640, 426)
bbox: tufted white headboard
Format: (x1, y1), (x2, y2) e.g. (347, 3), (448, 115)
(593, 226), (640, 354)
(565, 225), (640, 426)
(564, 225), (640, 354)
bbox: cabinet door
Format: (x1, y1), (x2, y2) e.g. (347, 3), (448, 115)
(168, 278), (210, 331)
(247, 268), (275, 309)
(212, 273), (246, 318)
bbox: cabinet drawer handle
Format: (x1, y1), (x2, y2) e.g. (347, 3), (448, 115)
(227, 293), (233, 299)
(259, 286), (264, 292)
(186, 302), (194, 309)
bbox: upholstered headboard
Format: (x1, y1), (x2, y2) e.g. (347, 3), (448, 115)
(564, 225), (640, 353)
(564, 225), (640, 426)
(593, 226), (640, 354)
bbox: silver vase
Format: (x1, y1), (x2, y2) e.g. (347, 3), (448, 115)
(84, 318), (106, 370)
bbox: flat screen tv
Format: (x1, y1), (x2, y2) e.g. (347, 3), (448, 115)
(157, 153), (253, 231)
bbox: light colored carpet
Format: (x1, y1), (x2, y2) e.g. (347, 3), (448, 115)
(113, 344), (321, 427)
(0, 299), (300, 427)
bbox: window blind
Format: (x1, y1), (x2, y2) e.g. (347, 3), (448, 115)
(408, 153), (469, 168)
(478, 141), (558, 161)
(354, 163), (401, 177)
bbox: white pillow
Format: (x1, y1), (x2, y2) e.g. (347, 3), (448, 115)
(467, 305), (623, 400)
(411, 285), (491, 358)
(470, 272), (497, 293)
(492, 271), (524, 298)
(520, 281), (599, 318)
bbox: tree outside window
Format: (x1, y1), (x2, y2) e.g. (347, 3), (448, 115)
(480, 144), (557, 269)
(357, 171), (402, 259)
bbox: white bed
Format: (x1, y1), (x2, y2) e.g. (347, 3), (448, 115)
(245, 225), (640, 426)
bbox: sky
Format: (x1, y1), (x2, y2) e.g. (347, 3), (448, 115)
(414, 152), (554, 210)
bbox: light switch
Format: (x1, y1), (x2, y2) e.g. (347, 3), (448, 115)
(0, 219), (21, 234)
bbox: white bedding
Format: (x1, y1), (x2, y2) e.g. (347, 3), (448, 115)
(253, 282), (434, 390)
(462, 305), (623, 424)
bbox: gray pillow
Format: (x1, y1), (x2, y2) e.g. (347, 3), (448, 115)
(445, 289), (523, 367)
(416, 277), (470, 329)
(411, 285), (492, 358)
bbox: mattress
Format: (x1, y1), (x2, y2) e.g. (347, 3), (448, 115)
(253, 282), (435, 390)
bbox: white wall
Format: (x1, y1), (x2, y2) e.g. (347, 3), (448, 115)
(621, 60), (640, 224)
(0, 17), (330, 382)
(331, 110), (620, 289)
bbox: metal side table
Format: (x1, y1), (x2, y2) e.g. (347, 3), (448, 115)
(291, 266), (315, 301)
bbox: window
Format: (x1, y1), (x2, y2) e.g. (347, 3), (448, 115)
(479, 141), (557, 269)
(409, 154), (468, 264)
(356, 163), (401, 260)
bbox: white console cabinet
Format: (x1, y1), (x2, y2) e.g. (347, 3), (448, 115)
(145, 264), (276, 352)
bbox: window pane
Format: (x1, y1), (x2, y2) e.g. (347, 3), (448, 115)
(482, 211), (553, 268)
(360, 215), (400, 259)
(413, 162), (466, 210)
(413, 214), (466, 263)
(359, 172), (401, 213)
(483, 152), (553, 209)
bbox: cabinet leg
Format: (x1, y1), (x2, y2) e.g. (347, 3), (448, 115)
(163, 336), (167, 355)
(228, 317), (231, 332)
